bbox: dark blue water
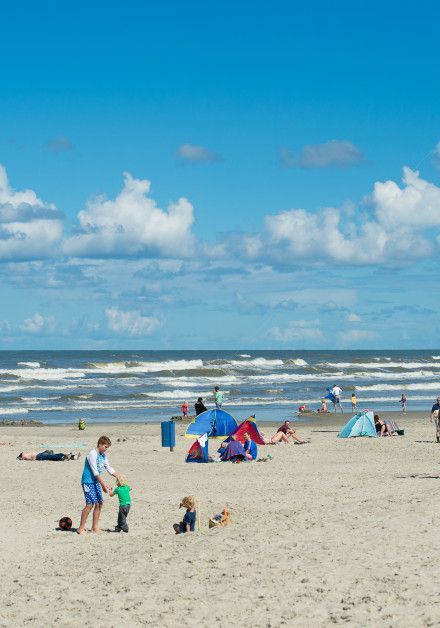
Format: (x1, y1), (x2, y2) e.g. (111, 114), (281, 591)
(0, 350), (439, 424)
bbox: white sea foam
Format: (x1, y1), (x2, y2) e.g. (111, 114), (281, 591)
(287, 358), (308, 366)
(229, 358), (284, 368)
(17, 361), (40, 368)
(239, 354), (251, 358)
(0, 407), (29, 415)
(356, 382), (440, 392)
(157, 375), (241, 387)
(433, 356), (440, 360)
(86, 360), (203, 373)
(142, 389), (213, 400)
(0, 368), (86, 381)
(318, 361), (440, 370)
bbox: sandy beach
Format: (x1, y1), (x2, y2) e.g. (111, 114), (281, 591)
(1, 410), (440, 627)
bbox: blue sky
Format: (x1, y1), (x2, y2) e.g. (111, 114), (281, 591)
(0, 0), (439, 349)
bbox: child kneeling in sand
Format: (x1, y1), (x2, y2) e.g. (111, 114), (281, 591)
(173, 496), (196, 534)
(109, 474), (132, 533)
(77, 435), (118, 534)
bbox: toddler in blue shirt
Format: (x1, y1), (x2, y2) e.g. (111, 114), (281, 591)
(173, 496), (196, 534)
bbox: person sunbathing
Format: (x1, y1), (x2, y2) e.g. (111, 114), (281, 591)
(277, 421), (307, 444)
(374, 414), (394, 437)
(260, 430), (292, 445)
(17, 450), (80, 461)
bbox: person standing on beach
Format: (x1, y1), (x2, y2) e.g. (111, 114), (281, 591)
(194, 397), (207, 415)
(181, 400), (188, 417)
(77, 435), (117, 534)
(351, 393), (357, 412)
(400, 394), (407, 413)
(331, 384), (343, 413)
(214, 386), (224, 409)
(430, 397), (440, 443)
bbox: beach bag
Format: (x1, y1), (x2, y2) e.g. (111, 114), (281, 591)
(78, 418), (86, 431)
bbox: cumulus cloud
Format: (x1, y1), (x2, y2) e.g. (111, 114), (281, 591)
(45, 136), (75, 152)
(63, 172), (196, 258)
(268, 320), (323, 342)
(0, 165), (63, 261)
(262, 167), (438, 265)
(347, 313), (361, 322)
(20, 313), (56, 334)
(105, 306), (161, 336)
(373, 166), (440, 228)
(175, 143), (222, 164)
(281, 140), (363, 169)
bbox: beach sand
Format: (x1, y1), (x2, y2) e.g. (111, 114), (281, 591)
(1, 410), (440, 627)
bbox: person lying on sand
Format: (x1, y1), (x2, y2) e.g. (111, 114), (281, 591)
(17, 450), (80, 461)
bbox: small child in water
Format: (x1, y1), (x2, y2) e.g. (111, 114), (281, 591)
(109, 474), (132, 533)
(173, 496), (196, 534)
(351, 393), (357, 412)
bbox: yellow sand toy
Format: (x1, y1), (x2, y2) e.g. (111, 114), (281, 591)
(209, 506), (231, 528)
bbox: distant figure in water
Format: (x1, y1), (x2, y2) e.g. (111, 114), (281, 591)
(400, 394), (407, 413)
(331, 384), (343, 413)
(181, 400), (188, 417)
(194, 397), (207, 416)
(351, 393), (357, 412)
(214, 386), (224, 409)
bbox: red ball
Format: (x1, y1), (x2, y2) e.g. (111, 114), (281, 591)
(59, 517), (72, 530)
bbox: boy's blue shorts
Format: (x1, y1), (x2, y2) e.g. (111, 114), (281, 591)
(82, 482), (103, 504)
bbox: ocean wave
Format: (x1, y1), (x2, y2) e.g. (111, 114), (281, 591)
(286, 358), (308, 366)
(433, 356), (440, 360)
(356, 382), (440, 392)
(229, 358), (284, 368)
(0, 407), (29, 415)
(0, 384), (80, 392)
(157, 375), (242, 387)
(238, 354), (251, 358)
(86, 360), (204, 373)
(0, 368), (86, 381)
(17, 361), (40, 368)
(142, 389), (212, 400)
(317, 361), (440, 370)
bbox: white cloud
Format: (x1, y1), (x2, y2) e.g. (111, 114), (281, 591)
(20, 313), (56, 334)
(63, 172), (196, 258)
(268, 320), (323, 342)
(0, 165), (63, 261)
(347, 313), (361, 322)
(263, 167), (437, 265)
(105, 307), (161, 336)
(282, 140), (363, 168)
(339, 329), (378, 344)
(175, 143), (222, 164)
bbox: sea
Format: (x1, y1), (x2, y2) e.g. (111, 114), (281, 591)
(0, 350), (439, 425)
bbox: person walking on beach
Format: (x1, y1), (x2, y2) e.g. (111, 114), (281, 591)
(331, 384), (343, 413)
(214, 386), (224, 409)
(181, 400), (188, 417)
(430, 397), (440, 443)
(77, 435), (117, 535)
(400, 394), (407, 413)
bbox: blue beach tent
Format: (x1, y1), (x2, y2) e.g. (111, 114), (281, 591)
(185, 409), (237, 439)
(338, 410), (377, 438)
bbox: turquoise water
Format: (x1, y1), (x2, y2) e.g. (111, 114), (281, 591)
(0, 350), (438, 424)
